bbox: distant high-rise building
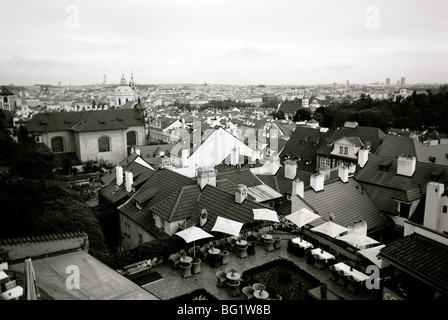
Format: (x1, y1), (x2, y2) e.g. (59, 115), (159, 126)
(386, 78), (390, 85)
(345, 80), (349, 89)
(103, 74), (107, 86)
(401, 77), (406, 86)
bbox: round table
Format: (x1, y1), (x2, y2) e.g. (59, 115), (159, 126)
(180, 256), (193, 264)
(253, 289), (269, 300)
(208, 248), (221, 255)
(262, 234), (273, 240)
(226, 272), (241, 284)
(236, 240), (247, 247)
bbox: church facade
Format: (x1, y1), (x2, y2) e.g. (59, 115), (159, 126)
(114, 72), (137, 107)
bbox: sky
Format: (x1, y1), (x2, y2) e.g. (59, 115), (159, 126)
(1, 0), (447, 86)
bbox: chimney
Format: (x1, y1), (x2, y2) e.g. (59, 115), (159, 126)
(235, 184), (247, 204)
(397, 155), (416, 177)
(338, 165), (349, 183)
(269, 155), (281, 175)
(135, 147), (141, 156)
(125, 171), (133, 192)
(200, 208), (208, 227)
(423, 182), (445, 231)
(284, 159), (297, 180)
(319, 167), (331, 181)
(358, 148), (369, 168)
(310, 173), (324, 192)
(197, 166), (216, 190)
(230, 146), (239, 166)
(160, 158), (172, 170)
(292, 178), (304, 198)
(116, 165), (123, 186)
(181, 147), (189, 168)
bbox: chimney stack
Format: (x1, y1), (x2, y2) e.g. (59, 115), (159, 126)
(181, 147), (189, 168)
(397, 155), (416, 177)
(310, 173), (324, 192)
(116, 165), (123, 186)
(338, 165), (349, 183)
(423, 182), (445, 232)
(292, 178), (304, 198)
(135, 147), (141, 156)
(284, 159), (297, 180)
(125, 171), (133, 192)
(235, 184), (247, 204)
(197, 166), (217, 190)
(358, 148), (369, 168)
(230, 146), (240, 166)
(200, 208), (208, 227)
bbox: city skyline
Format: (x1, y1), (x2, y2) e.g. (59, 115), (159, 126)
(1, 0), (447, 86)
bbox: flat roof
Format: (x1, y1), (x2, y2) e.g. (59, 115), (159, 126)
(8, 250), (159, 300)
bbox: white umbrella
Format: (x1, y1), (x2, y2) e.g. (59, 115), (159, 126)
(211, 216), (243, 237)
(336, 233), (380, 248)
(253, 208), (279, 223)
(23, 257), (39, 300)
(175, 226), (214, 258)
(358, 244), (389, 269)
(285, 208), (321, 229)
(310, 221), (348, 238)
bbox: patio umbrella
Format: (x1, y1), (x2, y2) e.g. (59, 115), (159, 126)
(252, 208), (279, 223)
(310, 220), (348, 250)
(23, 257), (39, 300)
(310, 221), (348, 238)
(211, 216), (243, 237)
(175, 226), (214, 259)
(285, 208), (321, 229)
(336, 233), (380, 262)
(358, 244), (389, 269)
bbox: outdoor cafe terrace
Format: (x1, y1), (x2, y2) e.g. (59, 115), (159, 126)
(133, 228), (378, 301)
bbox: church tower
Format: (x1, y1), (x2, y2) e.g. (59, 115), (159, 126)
(129, 71), (136, 90)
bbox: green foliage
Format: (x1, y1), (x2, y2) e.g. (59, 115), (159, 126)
(0, 248), (9, 262)
(293, 108), (312, 122)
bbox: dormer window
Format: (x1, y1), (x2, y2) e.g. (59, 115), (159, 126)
(136, 201), (142, 209)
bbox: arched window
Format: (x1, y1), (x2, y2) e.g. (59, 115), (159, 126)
(98, 136), (110, 152)
(51, 137), (64, 153)
(126, 131), (137, 146)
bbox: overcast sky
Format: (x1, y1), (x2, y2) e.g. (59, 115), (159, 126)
(1, 0), (447, 86)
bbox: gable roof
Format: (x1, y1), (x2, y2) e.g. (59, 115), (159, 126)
(316, 125), (386, 156)
(378, 233), (448, 294)
(376, 135), (417, 159)
(280, 126), (334, 173)
(304, 178), (392, 233)
(278, 100), (301, 114)
(25, 109), (144, 133)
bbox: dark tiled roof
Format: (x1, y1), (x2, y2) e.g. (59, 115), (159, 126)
(138, 144), (176, 158)
(392, 188), (422, 202)
(316, 126), (386, 156)
(280, 126), (334, 173)
(304, 178), (392, 233)
(71, 109), (144, 132)
(379, 233), (448, 294)
(376, 135), (417, 159)
(216, 168), (263, 187)
(150, 185), (201, 221)
(256, 167), (314, 195)
(278, 100), (301, 114)
(216, 179), (237, 194)
(25, 111), (86, 132)
(354, 154), (448, 196)
(134, 186), (159, 204)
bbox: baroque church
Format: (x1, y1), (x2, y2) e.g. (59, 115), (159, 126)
(114, 72), (137, 107)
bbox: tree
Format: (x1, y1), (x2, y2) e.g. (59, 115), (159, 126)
(293, 109), (312, 122)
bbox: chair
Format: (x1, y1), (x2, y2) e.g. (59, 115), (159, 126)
(247, 243), (256, 255)
(252, 283), (266, 292)
(180, 262), (192, 278)
(236, 245), (248, 258)
(263, 238), (275, 252)
(191, 258), (201, 274)
(306, 250), (316, 265)
(276, 294), (282, 300)
(273, 237), (281, 250)
(314, 255), (327, 269)
(219, 250), (229, 265)
(247, 234), (259, 246)
(354, 265), (366, 273)
(200, 246), (209, 262)
(287, 240), (295, 254)
(328, 249), (340, 262)
(227, 280), (241, 297)
(337, 270), (349, 288)
(296, 245), (306, 257)
(329, 265), (340, 283)
(239, 274), (251, 289)
(216, 271), (227, 288)
(347, 276), (364, 294)
(168, 253), (181, 270)
(242, 286), (255, 300)
(343, 260), (355, 268)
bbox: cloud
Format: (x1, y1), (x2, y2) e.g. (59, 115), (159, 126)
(10, 55), (77, 68)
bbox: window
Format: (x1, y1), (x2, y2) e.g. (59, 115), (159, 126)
(126, 131), (137, 147)
(344, 147), (348, 155)
(339, 146), (343, 154)
(51, 137), (64, 153)
(98, 136), (110, 152)
(399, 202), (411, 218)
(443, 205), (447, 214)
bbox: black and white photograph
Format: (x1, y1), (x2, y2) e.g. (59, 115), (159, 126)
(0, 0), (447, 308)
